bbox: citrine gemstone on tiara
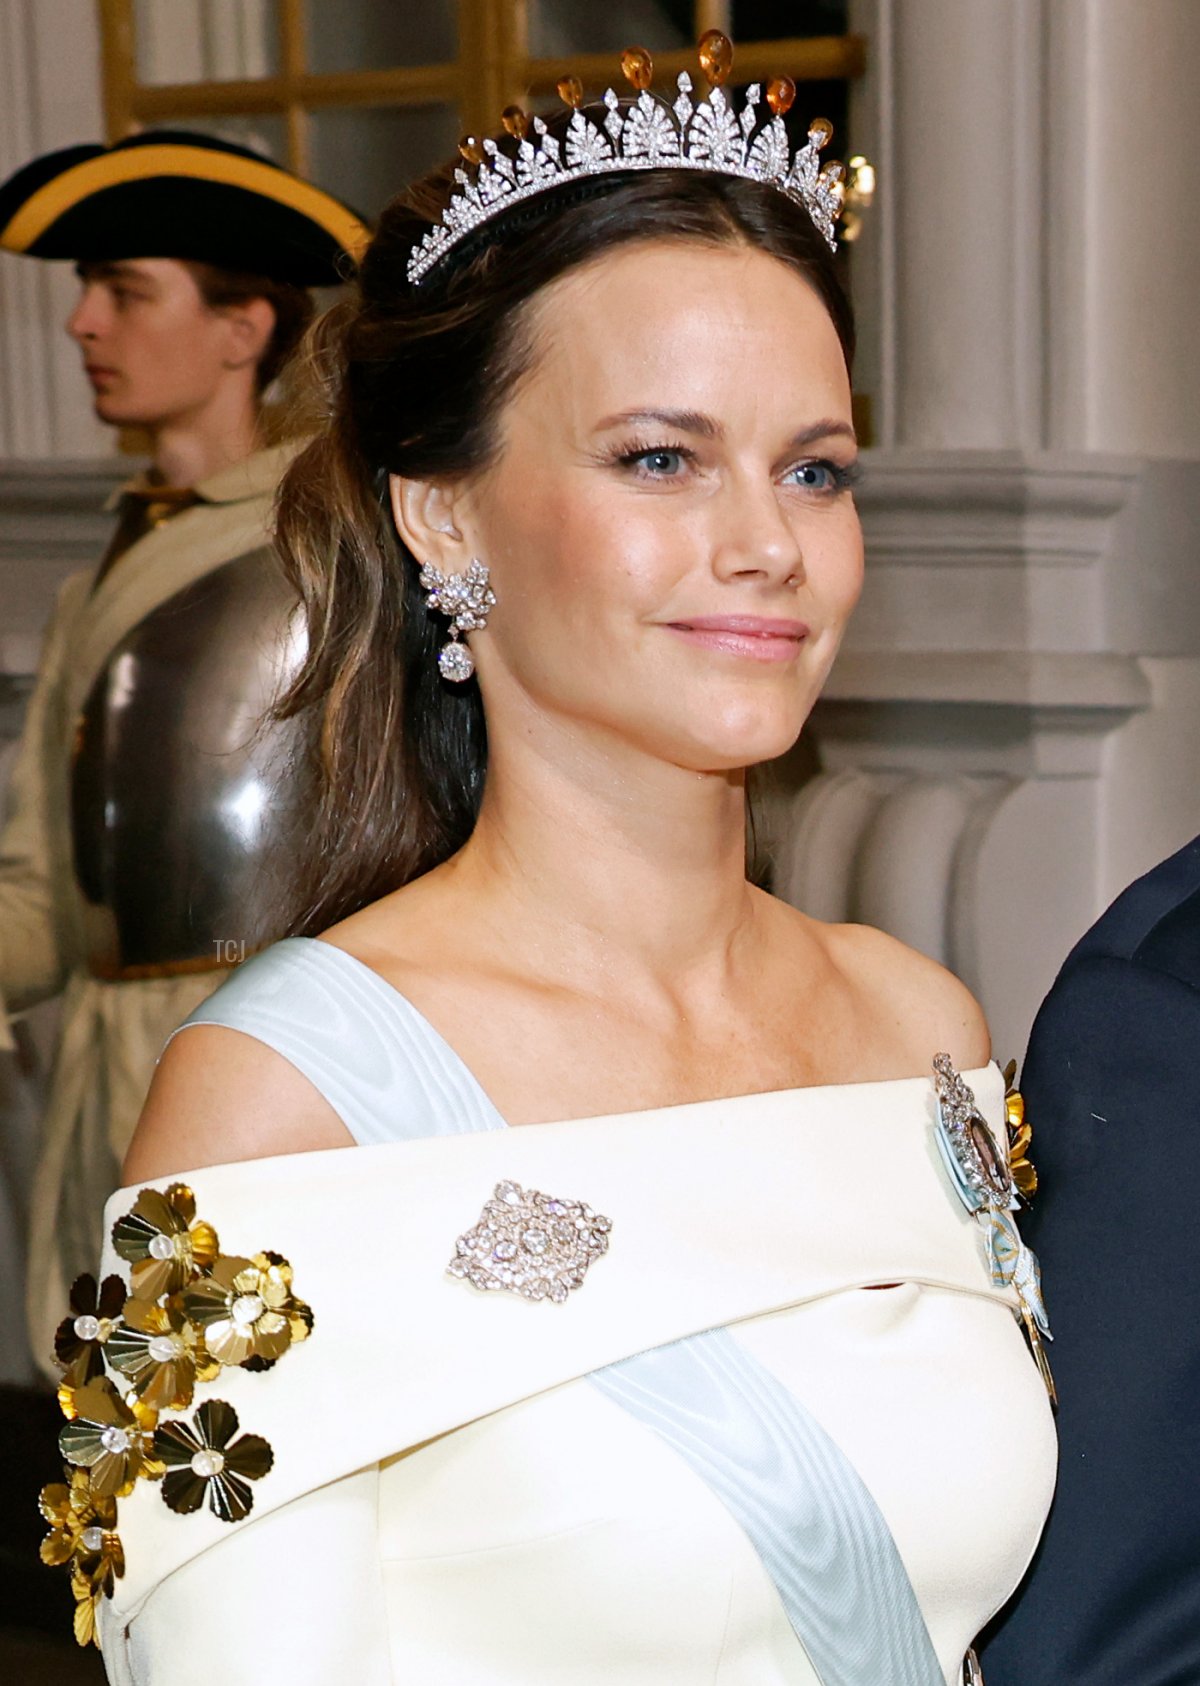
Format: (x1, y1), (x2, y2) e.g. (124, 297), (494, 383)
(407, 40), (849, 283)
(698, 29), (734, 86)
(557, 74), (584, 109)
(767, 76), (796, 117)
(620, 46), (654, 91)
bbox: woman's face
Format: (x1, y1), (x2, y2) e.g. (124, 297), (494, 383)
(422, 237), (862, 774)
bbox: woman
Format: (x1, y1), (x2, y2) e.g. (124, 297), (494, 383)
(43, 37), (1055, 1686)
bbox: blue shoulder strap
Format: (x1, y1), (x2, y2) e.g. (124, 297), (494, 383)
(176, 937), (944, 1684)
(174, 938), (507, 1142)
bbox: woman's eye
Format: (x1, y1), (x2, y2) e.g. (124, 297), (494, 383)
(632, 448), (688, 477)
(612, 443), (695, 478)
(788, 460), (846, 492)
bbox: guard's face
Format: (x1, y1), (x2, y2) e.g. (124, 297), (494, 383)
(453, 239), (863, 775)
(65, 259), (249, 433)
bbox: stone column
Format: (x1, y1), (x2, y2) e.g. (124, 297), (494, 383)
(851, 0), (1200, 458)
(1045, 0), (1200, 457)
(887, 0), (1046, 452)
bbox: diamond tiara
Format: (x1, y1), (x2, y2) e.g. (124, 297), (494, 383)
(407, 33), (847, 286)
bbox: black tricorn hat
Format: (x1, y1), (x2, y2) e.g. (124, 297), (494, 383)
(0, 129), (369, 288)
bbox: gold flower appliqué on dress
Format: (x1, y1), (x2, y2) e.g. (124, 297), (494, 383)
(39, 1183), (313, 1646)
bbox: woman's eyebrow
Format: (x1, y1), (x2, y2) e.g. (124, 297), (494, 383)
(592, 410), (858, 450)
(788, 419), (858, 450)
(594, 408), (723, 437)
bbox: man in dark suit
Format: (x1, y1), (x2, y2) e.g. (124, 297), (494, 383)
(982, 835), (1200, 1684)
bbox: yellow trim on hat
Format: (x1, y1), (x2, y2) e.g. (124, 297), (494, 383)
(0, 142), (369, 262)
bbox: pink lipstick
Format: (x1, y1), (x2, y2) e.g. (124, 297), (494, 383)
(664, 615), (810, 662)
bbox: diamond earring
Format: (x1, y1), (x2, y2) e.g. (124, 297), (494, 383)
(418, 557), (496, 682)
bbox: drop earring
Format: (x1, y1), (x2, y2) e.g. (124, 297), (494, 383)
(418, 558), (496, 682)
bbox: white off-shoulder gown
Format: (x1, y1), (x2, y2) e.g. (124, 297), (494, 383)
(92, 938), (1056, 1686)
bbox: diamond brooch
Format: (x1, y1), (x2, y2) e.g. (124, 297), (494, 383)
(448, 1180), (612, 1303)
(932, 1055), (1056, 1405)
(932, 1053), (1019, 1214)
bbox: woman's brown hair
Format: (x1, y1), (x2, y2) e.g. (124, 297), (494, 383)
(273, 149), (854, 936)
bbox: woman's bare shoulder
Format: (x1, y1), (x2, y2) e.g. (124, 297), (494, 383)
(121, 1023), (353, 1186)
(828, 919), (990, 1069)
(767, 898), (991, 1073)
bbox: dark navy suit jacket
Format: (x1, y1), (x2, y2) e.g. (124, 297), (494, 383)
(982, 836), (1200, 1685)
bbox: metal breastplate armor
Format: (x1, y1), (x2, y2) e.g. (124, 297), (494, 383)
(71, 552), (309, 977)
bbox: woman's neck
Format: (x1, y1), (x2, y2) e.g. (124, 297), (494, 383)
(450, 721), (759, 994)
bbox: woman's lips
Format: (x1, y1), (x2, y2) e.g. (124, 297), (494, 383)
(664, 615), (810, 662)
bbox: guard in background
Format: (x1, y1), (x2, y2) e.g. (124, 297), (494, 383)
(0, 131), (368, 1369)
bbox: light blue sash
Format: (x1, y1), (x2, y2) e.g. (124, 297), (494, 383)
(177, 938), (944, 1685)
(593, 1331), (942, 1684)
